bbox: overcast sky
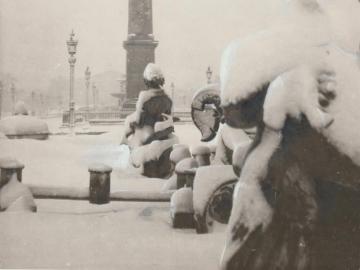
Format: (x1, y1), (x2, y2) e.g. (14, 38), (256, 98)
(0, 0), (359, 96)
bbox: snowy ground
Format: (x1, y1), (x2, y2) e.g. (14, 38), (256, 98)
(0, 118), (225, 269)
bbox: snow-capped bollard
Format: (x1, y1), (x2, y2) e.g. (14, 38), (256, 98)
(175, 158), (198, 189)
(0, 158), (25, 186)
(170, 187), (195, 228)
(88, 164), (112, 204)
(191, 145), (211, 166)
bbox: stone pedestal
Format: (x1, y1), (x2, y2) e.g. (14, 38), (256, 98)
(123, 0), (158, 104)
(88, 164), (112, 204)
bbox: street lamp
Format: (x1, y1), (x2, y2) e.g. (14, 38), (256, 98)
(85, 67), (91, 119)
(92, 83), (97, 109)
(206, 66), (213, 84)
(11, 83), (16, 114)
(66, 30), (78, 134)
(31, 91), (36, 116)
(170, 82), (175, 104)
(0, 81), (3, 119)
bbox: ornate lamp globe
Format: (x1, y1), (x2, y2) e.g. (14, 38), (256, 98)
(66, 30), (78, 56)
(206, 66), (213, 83)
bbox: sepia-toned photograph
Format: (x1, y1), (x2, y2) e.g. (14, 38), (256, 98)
(0, 0), (360, 269)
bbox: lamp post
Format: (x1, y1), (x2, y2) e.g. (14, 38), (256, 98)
(206, 66), (213, 84)
(31, 91), (35, 116)
(11, 83), (16, 114)
(66, 30), (78, 134)
(170, 82), (175, 104)
(85, 67), (91, 120)
(92, 83), (97, 110)
(0, 81), (3, 119)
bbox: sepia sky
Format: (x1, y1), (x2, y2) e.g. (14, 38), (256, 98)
(0, 0), (359, 97)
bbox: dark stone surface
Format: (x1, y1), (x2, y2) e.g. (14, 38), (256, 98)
(143, 147), (173, 179)
(123, 0), (158, 101)
(172, 212), (195, 229)
(225, 118), (360, 270)
(89, 171), (111, 204)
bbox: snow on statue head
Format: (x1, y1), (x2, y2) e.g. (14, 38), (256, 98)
(143, 63), (165, 89)
(14, 101), (28, 116)
(219, 29), (360, 270)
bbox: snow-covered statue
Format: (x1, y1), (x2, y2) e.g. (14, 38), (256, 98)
(191, 84), (252, 166)
(121, 63), (178, 178)
(215, 1), (360, 269)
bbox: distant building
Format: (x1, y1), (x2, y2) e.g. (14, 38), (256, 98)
(122, 0), (158, 112)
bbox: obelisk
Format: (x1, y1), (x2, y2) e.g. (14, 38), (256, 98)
(123, 0), (158, 111)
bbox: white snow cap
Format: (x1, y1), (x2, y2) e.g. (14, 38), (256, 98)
(170, 147), (191, 164)
(191, 145), (211, 156)
(220, 27), (327, 106)
(143, 63), (164, 81)
(170, 187), (194, 215)
(14, 101), (28, 115)
(175, 157), (198, 174)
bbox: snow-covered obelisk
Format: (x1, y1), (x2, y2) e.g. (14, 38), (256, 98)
(122, 0), (158, 113)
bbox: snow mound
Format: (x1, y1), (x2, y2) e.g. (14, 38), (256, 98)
(0, 132), (7, 140)
(262, 43), (360, 166)
(131, 135), (178, 168)
(175, 157), (198, 174)
(264, 64), (333, 131)
(219, 125), (251, 150)
(0, 115), (49, 137)
(220, 26), (328, 106)
(193, 165), (237, 217)
(170, 146), (191, 164)
(14, 101), (28, 115)
(191, 145), (211, 156)
(161, 175), (177, 192)
(83, 144), (130, 170)
(170, 187), (194, 216)
(0, 174), (36, 212)
(143, 63), (164, 81)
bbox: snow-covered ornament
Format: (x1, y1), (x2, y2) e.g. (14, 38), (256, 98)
(143, 63), (164, 81)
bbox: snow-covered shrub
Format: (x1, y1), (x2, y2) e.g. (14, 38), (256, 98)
(0, 115), (49, 139)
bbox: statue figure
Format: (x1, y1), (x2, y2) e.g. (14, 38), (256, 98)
(121, 63), (178, 178)
(216, 31), (360, 270)
(192, 3), (360, 266)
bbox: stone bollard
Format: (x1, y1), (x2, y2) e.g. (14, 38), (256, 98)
(170, 187), (195, 228)
(175, 158), (198, 189)
(191, 145), (211, 167)
(0, 158), (25, 187)
(88, 164), (112, 204)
